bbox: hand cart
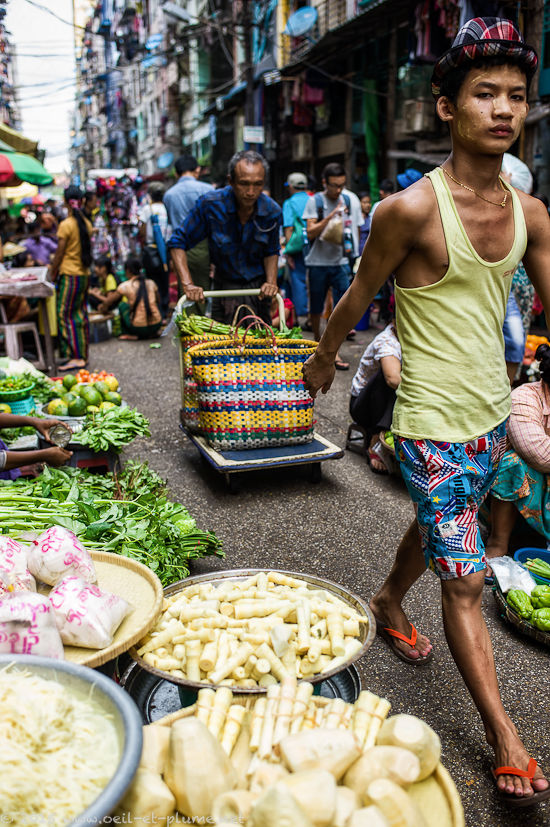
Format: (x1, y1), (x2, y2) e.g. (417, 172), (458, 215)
(176, 289), (344, 491)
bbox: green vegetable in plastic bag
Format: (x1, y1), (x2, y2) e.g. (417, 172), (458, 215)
(531, 607), (550, 632)
(506, 589), (533, 619)
(530, 585), (550, 609)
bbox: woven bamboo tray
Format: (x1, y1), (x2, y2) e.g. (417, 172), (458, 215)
(151, 697), (465, 827)
(37, 551), (164, 667)
(130, 568), (376, 692)
(493, 583), (550, 648)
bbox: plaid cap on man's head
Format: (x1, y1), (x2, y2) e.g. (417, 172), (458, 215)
(431, 17), (538, 98)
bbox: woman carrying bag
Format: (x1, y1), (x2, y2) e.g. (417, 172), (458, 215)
(48, 186), (93, 372)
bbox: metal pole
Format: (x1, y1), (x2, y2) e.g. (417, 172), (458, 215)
(243, 0), (256, 149)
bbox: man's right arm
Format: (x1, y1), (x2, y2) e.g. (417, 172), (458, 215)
(302, 197), (420, 397)
(168, 199), (209, 301)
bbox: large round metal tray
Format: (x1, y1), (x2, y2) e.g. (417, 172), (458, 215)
(129, 567), (376, 693)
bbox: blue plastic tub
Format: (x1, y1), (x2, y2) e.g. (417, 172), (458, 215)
(514, 547), (550, 586)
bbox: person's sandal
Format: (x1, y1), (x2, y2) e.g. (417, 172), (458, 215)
(334, 358), (350, 371)
(493, 759), (550, 807)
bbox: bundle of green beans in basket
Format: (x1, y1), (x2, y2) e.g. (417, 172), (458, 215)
(175, 309), (303, 340)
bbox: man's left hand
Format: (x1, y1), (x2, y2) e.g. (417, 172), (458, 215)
(259, 282), (279, 299)
(35, 419), (72, 442)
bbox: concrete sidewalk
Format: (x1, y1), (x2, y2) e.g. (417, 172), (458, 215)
(90, 326), (549, 827)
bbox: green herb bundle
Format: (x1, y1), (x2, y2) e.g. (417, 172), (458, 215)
(78, 406), (151, 453)
(0, 425), (36, 444)
(0, 462), (223, 584)
(22, 373), (60, 403)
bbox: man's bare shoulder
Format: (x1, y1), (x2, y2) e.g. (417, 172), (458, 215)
(516, 189), (550, 235)
(370, 177), (436, 232)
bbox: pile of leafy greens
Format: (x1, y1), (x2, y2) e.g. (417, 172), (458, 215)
(0, 462), (223, 585)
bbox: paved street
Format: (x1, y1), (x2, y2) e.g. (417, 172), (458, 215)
(90, 325), (549, 827)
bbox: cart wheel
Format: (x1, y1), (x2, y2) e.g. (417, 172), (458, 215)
(309, 462), (322, 483)
(225, 473), (240, 494)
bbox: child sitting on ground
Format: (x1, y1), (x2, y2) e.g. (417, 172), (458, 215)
(88, 256), (118, 309)
(99, 255), (162, 340)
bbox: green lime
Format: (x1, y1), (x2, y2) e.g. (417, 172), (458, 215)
(86, 405), (100, 414)
(81, 386), (103, 407)
(63, 392), (77, 405)
(55, 404), (69, 417)
(104, 391), (121, 406)
(94, 380), (110, 398)
(100, 401), (116, 410)
(62, 374), (77, 391)
(68, 398), (87, 417)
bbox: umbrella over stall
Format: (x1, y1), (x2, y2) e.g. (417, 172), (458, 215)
(0, 151), (53, 187)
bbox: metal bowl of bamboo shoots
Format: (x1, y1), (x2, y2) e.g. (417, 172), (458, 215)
(0, 654), (143, 826)
(130, 568), (376, 693)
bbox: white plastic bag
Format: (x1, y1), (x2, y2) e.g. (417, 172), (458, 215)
(320, 213), (343, 246)
(0, 591), (64, 658)
(0, 536), (36, 594)
(27, 526), (96, 586)
(49, 576), (132, 649)
(490, 557), (537, 594)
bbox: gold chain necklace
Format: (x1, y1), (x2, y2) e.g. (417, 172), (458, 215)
(439, 166), (508, 208)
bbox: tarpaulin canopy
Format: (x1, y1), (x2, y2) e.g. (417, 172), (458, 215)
(0, 151), (53, 186)
(0, 124), (38, 156)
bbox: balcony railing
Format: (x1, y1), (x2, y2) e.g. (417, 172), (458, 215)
(280, 0), (354, 65)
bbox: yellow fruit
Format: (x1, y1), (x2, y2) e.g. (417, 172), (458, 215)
(86, 405), (100, 413)
(0, 403), (11, 414)
(100, 401), (116, 410)
(104, 375), (119, 392)
(47, 398), (66, 415)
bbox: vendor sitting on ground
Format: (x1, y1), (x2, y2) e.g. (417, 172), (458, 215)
(88, 256), (118, 309)
(349, 320), (401, 474)
(99, 255), (162, 341)
(486, 343), (550, 569)
(0, 414), (72, 479)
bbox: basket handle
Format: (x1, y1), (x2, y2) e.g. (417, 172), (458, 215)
(232, 314), (278, 350)
(230, 304), (257, 328)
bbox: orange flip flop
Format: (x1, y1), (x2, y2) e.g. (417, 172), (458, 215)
(494, 758), (550, 807)
(375, 617), (433, 666)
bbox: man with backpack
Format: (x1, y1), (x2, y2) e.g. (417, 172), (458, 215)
(282, 172), (310, 320)
(303, 163), (362, 369)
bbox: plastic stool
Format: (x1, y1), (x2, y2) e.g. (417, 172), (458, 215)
(89, 313), (113, 343)
(346, 422), (370, 456)
(0, 302), (46, 370)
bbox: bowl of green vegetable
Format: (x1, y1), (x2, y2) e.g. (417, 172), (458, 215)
(0, 375), (35, 401)
(514, 548), (550, 586)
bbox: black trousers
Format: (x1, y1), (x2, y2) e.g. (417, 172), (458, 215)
(212, 274), (271, 326)
(349, 368), (396, 439)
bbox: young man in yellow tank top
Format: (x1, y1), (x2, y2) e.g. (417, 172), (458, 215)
(303, 18), (550, 806)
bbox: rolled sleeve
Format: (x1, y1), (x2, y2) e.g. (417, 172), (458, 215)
(167, 198), (208, 250)
(508, 390), (550, 472)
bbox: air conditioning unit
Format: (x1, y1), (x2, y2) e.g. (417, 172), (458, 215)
(403, 99), (436, 134)
(292, 133), (313, 160)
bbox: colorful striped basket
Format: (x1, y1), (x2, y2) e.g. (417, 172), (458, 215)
(189, 321), (317, 450)
(179, 332), (232, 432)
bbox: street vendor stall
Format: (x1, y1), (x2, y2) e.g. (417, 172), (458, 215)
(0, 266), (56, 372)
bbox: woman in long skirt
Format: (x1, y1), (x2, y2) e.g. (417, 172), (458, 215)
(48, 185), (92, 372)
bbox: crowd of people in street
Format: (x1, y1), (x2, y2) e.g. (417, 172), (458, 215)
(0, 13), (549, 810)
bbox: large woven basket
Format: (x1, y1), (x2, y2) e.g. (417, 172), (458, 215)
(189, 325), (317, 450)
(179, 332), (231, 432)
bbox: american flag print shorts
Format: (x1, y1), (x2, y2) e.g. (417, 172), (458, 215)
(395, 421), (507, 579)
